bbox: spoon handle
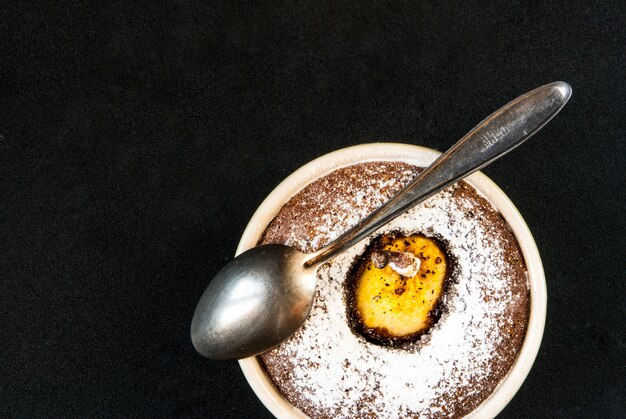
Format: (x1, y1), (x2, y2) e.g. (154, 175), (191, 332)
(306, 81), (571, 267)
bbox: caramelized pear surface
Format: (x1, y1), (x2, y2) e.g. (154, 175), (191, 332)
(349, 234), (449, 345)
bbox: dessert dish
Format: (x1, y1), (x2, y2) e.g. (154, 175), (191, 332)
(258, 161), (528, 417)
(237, 144), (546, 418)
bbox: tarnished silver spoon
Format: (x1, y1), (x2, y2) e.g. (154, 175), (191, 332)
(191, 81), (571, 360)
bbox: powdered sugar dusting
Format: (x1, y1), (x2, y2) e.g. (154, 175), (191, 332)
(260, 162), (529, 418)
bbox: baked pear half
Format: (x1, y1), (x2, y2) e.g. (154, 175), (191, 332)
(348, 233), (449, 345)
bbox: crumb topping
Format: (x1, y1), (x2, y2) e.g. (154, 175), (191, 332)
(371, 249), (421, 278)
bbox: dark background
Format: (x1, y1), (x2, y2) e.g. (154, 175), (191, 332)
(1, 0), (624, 417)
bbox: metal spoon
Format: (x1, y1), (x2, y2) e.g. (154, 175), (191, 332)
(191, 81), (571, 360)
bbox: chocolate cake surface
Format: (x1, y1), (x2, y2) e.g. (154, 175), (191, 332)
(258, 161), (530, 418)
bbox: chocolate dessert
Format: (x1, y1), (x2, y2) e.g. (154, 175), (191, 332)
(258, 162), (529, 418)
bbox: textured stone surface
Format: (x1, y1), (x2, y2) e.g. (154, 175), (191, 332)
(0, 0), (624, 417)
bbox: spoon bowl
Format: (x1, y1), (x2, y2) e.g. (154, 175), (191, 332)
(191, 244), (316, 360)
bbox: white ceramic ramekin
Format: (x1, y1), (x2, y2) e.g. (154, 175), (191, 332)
(237, 143), (547, 419)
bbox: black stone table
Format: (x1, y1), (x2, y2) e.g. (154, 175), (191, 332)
(1, 1), (624, 417)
